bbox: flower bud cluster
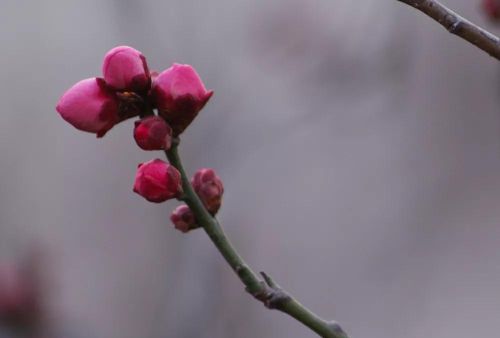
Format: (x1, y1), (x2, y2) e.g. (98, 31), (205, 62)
(171, 168), (224, 233)
(57, 46), (213, 138)
(57, 46), (223, 234)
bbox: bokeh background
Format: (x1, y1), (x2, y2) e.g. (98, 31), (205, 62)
(1, 0), (500, 337)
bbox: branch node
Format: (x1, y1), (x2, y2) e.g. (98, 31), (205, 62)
(447, 21), (460, 34)
(246, 272), (292, 310)
(169, 144), (348, 337)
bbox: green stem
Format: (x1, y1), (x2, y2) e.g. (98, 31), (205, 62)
(165, 143), (348, 338)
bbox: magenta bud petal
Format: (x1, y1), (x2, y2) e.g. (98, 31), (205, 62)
(133, 116), (173, 151)
(191, 168), (224, 214)
(102, 46), (151, 92)
(170, 205), (198, 233)
(151, 63), (213, 135)
(56, 78), (119, 137)
(133, 159), (182, 203)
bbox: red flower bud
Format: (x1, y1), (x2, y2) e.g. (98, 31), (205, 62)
(170, 205), (198, 233)
(102, 46), (151, 92)
(192, 168), (224, 214)
(133, 116), (173, 151)
(56, 78), (119, 137)
(133, 159), (182, 203)
(151, 64), (213, 135)
(483, 0), (500, 20)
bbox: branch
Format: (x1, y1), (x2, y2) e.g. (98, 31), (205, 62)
(165, 143), (349, 338)
(396, 0), (500, 60)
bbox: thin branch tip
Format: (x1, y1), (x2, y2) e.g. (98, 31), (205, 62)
(255, 272), (291, 309)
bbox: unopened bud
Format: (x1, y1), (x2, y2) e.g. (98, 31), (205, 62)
(133, 159), (182, 203)
(151, 63), (213, 135)
(134, 116), (173, 151)
(102, 46), (151, 92)
(170, 205), (199, 233)
(192, 168), (224, 214)
(56, 78), (119, 137)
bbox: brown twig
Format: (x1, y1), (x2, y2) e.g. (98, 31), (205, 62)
(397, 0), (500, 60)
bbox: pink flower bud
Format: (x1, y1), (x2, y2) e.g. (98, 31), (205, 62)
(170, 205), (198, 233)
(133, 116), (173, 151)
(102, 46), (151, 92)
(133, 159), (182, 203)
(483, 0), (500, 20)
(151, 63), (213, 135)
(191, 168), (224, 214)
(56, 78), (119, 137)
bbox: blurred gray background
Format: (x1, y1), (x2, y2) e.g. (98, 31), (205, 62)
(1, 0), (500, 337)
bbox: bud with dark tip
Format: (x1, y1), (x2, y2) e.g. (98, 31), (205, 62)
(133, 159), (182, 203)
(170, 205), (199, 233)
(56, 78), (119, 137)
(151, 63), (213, 135)
(134, 116), (173, 151)
(192, 168), (224, 214)
(102, 46), (151, 92)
